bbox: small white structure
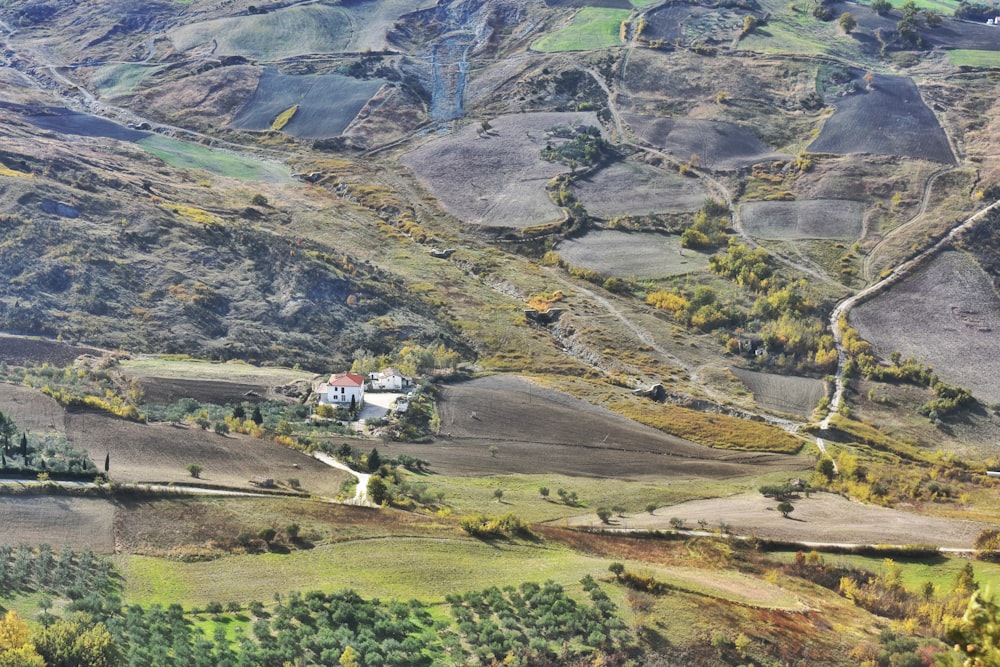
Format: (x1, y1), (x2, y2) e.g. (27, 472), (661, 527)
(316, 373), (365, 407)
(367, 367), (413, 392)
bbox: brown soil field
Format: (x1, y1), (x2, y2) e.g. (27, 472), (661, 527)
(378, 375), (809, 479)
(0, 335), (104, 366)
(850, 250), (1000, 406)
(399, 111), (599, 227)
(623, 113), (790, 172)
(572, 160), (708, 218)
(740, 200), (865, 241)
(641, 4), (750, 45)
(554, 229), (711, 278)
(135, 378), (276, 406)
(114, 496), (447, 556)
(808, 74), (954, 164)
(827, 1), (1000, 52)
(0, 384), (349, 496)
(730, 368), (827, 418)
(571, 491), (995, 548)
(0, 496), (116, 553)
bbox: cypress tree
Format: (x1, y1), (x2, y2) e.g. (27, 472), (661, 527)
(252, 406), (263, 426)
(19, 433), (27, 459)
(104, 452), (110, 473)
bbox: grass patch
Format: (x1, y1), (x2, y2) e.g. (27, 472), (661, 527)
(0, 165), (32, 178)
(164, 204), (217, 225)
(270, 104), (299, 131)
(91, 64), (164, 98)
(424, 473), (789, 522)
(612, 401), (805, 453)
(136, 135), (292, 183)
(532, 8), (630, 52)
(947, 49), (1000, 68)
(120, 357), (313, 384)
(118, 538), (613, 607)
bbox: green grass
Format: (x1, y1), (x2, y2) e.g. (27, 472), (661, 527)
(531, 8), (630, 52)
(947, 49), (1000, 68)
(91, 64), (163, 98)
(121, 357), (313, 384)
(768, 551), (1000, 595)
(118, 538), (614, 607)
(884, 0), (960, 10)
(427, 472), (798, 522)
(136, 135), (293, 184)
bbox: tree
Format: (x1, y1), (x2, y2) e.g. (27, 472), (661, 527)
(493, 488), (504, 503)
(285, 523), (300, 541)
(103, 452), (109, 473)
(871, 0), (891, 14)
(609, 562), (625, 579)
(488, 445), (498, 458)
(251, 406), (263, 426)
(339, 646), (360, 667)
(777, 501), (795, 518)
(669, 517), (685, 529)
(539, 487), (550, 499)
(186, 463), (202, 479)
(817, 457), (835, 481)
(205, 601), (224, 618)
(0, 413), (15, 454)
(367, 448), (381, 473)
(19, 433), (26, 461)
(596, 507), (612, 523)
(251, 194), (268, 207)
(213, 421), (229, 436)
(349, 395), (357, 416)
(232, 405), (246, 420)
(838, 11), (857, 32)
(646, 503), (657, 514)
(367, 475), (388, 505)
(0, 610), (44, 667)
(258, 527), (276, 544)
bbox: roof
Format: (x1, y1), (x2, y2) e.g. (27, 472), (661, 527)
(328, 373), (365, 388)
(378, 367), (403, 378)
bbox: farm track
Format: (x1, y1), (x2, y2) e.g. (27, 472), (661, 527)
(822, 195), (1000, 427)
(860, 165), (952, 283)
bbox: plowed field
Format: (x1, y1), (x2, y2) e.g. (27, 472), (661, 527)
(850, 250), (1000, 404)
(376, 375), (808, 479)
(741, 200), (865, 240)
(554, 230), (710, 277)
(808, 74), (954, 164)
(400, 112), (598, 227)
(624, 114), (790, 171)
(573, 160), (708, 218)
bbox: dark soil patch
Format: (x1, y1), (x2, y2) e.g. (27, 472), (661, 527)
(828, 1), (1000, 52)
(624, 113), (790, 171)
(378, 375), (807, 479)
(231, 69), (386, 139)
(136, 378), (274, 406)
(808, 73), (954, 164)
(0, 496), (116, 553)
(0, 335), (104, 366)
(21, 108), (150, 142)
(642, 3), (749, 44)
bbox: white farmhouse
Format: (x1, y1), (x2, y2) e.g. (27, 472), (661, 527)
(367, 367), (413, 391)
(316, 373), (365, 407)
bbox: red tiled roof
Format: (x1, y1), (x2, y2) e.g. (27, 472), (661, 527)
(328, 373), (365, 387)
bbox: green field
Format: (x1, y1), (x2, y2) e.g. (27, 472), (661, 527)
(947, 49), (1000, 68)
(136, 136), (293, 183)
(118, 538), (613, 606)
(91, 64), (164, 98)
(531, 8), (630, 52)
(885, 0), (960, 10)
(121, 357), (313, 384)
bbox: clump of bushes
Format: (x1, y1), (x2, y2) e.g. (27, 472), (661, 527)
(459, 512), (532, 538)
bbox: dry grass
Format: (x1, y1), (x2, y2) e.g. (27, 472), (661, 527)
(612, 399), (805, 453)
